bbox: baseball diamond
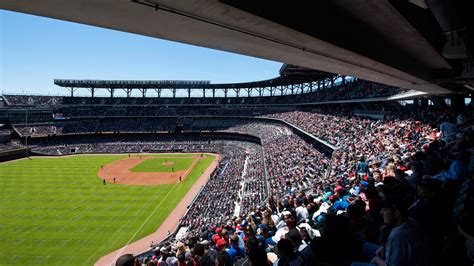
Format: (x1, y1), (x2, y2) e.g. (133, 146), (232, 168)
(0, 153), (219, 265)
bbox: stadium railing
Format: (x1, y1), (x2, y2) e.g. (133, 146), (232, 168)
(258, 147), (270, 209)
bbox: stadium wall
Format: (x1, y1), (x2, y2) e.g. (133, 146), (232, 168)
(0, 148), (30, 162)
(26, 132), (262, 153)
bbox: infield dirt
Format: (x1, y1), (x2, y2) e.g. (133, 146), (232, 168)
(98, 155), (201, 185)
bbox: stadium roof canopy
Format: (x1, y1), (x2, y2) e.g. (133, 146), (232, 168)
(1, 0), (472, 94)
(54, 65), (340, 97)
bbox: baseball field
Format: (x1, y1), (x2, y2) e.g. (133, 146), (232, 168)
(0, 153), (217, 265)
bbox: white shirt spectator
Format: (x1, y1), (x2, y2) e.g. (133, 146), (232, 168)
(295, 205), (309, 222)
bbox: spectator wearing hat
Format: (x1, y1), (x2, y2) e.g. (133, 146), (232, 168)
(256, 223), (270, 244)
(285, 229), (307, 252)
(115, 254), (135, 266)
(212, 227), (223, 245)
(369, 198), (429, 266)
(216, 238), (227, 251)
(157, 247), (169, 266)
(199, 240), (210, 251)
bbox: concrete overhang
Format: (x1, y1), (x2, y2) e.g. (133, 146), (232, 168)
(0, 0), (452, 94)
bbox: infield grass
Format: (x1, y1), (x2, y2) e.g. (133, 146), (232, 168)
(130, 157), (194, 172)
(0, 153), (215, 265)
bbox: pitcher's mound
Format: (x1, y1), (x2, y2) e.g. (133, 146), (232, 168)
(162, 162), (175, 165)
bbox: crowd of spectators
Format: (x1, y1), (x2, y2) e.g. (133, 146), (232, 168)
(13, 118), (180, 137)
(122, 108), (472, 266)
(222, 122), (292, 144)
(12, 119), (293, 139)
(182, 150), (247, 231)
(0, 141), (22, 152)
(0, 129), (12, 136)
(14, 124), (61, 137)
(307, 79), (407, 102)
(2, 100), (473, 265)
(3, 95), (62, 106)
(240, 152), (268, 214)
(264, 135), (331, 198)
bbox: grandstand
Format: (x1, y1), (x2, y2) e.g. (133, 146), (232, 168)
(1, 70), (473, 265)
(1, 1), (473, 266)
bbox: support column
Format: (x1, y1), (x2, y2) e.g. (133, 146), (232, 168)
(203, 88), (206, 98)
(212, 89), (216, 98)
(269, 87), (275, 97)
(451, 95), (465, 114)
(91, 88), (95, 98)
(413, 99), (420, 107)
(109, 88), (114, 98)
(187, 88), (191, 98)
(172, 88), (176, 98)
(420, 98), (429, 108)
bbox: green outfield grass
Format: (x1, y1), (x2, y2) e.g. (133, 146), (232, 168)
(0, 154), (215, 265)
(130, 157), (195, 172)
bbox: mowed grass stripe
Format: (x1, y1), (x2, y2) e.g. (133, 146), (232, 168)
(0, 154), (215, 265)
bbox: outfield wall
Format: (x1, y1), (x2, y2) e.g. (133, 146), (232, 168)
(0, 148), (30, 162)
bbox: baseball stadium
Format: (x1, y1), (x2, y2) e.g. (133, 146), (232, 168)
(0, 1), (473, 266)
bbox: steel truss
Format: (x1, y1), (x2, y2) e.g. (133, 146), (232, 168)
(55, 75), (346, 98)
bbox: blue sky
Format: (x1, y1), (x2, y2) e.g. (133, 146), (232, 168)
(0, 10), (282, 96)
